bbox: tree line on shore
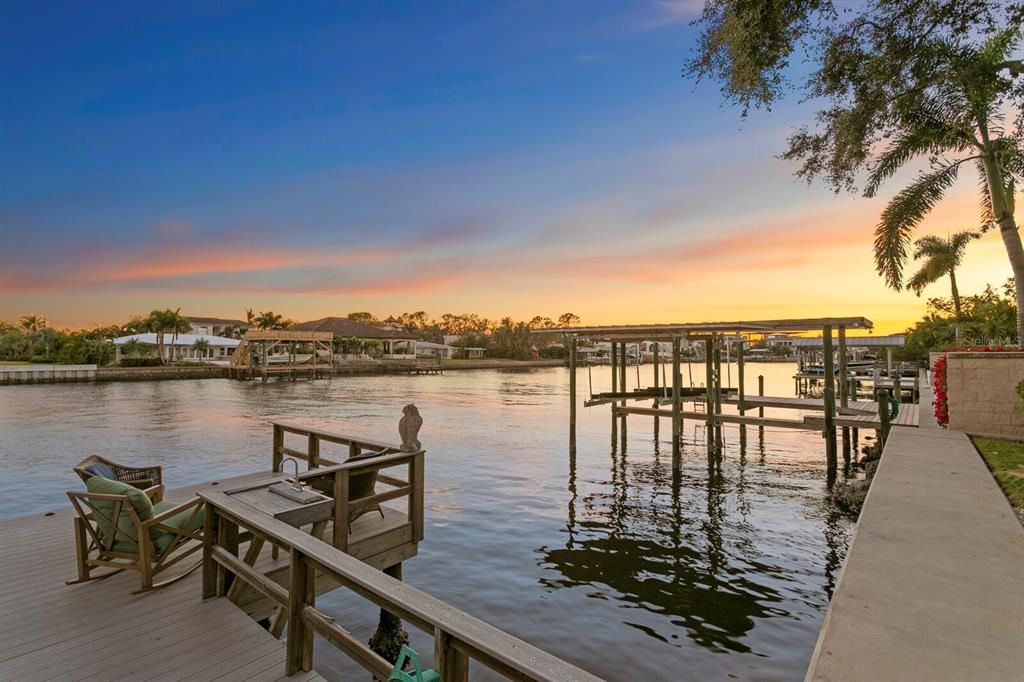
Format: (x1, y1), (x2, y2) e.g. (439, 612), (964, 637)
(0, 309), (583, 364)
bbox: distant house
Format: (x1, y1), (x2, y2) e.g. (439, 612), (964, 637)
(291, 317), (418, 359)
(440, 335), (485, 359)
(766, 333), (797, 349)
(415, 341), (454, 360)
(113, 333), (240, 364)
(185, 316), (250, 337)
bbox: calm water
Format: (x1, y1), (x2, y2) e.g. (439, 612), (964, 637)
(0, 364), (854, 681)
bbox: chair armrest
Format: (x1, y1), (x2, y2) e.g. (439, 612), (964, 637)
(145, 496), (203, 526)
(143, 485), (164, 504)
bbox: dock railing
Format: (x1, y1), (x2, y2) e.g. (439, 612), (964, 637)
(272, 420), (407, 470)
(201, 489), (603, 682)
(271, 421), (423, 551)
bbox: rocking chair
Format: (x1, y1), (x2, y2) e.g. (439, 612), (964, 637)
(67, 476), (204, 593)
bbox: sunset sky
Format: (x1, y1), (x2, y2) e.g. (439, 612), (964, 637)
(1, 1), (1013, 334)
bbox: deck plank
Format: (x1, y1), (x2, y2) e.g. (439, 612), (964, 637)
(0, 471), (329, 682)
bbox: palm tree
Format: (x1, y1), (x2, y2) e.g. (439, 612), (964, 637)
(145, 308), (191, 363)
(121, 338), (148, 358)
(192, 338), (211, 361)
(865, 29), (1024, 342)
(907, 232), (981, 347)
(254, 311), (287, 330)
(18, 314), (46, 334)
(18, 314), (47, 356)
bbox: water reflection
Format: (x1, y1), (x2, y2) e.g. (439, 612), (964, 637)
(542, 421), (845, 659)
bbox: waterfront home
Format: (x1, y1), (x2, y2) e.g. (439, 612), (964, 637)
(766, 332), (798, 349)
(454, 346), (486, 359)
(416, 341), (455, 359)
(292, 317), (418, 359)
(185, 315), (250, 337)
(113, 333), (240, 364)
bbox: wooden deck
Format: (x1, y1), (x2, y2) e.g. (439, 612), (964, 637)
(0, 472), (329, 682)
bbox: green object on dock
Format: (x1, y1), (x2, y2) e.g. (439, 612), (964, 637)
(388, 645), (440, 682)
(887, 394), (899, 419)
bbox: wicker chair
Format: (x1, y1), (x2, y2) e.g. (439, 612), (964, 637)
(73, 455), (163, 489)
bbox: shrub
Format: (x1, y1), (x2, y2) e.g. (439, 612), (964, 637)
(29, 355), (54, 363)
(120, 357), (163, 367)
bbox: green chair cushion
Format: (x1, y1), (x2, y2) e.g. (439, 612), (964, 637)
(86, 476), (154, 553)
(151, 500), (205, 555)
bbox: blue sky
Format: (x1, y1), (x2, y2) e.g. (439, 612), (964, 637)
(0, 1), (1010, 330)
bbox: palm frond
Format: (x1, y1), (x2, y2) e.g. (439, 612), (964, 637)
(949, 230), (980, 261)
(874, 162), (961, 290)
(912, 234), (948, 260)
(864, 123), (974, 198)
(906, 257), (950, 296)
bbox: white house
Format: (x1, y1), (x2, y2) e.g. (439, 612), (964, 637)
(415, 341), (455, 360)
(114, 333), (240, 365)
(185, 316), (249, 337)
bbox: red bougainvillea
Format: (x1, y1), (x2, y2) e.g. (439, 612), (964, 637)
(932, 354), (948, 426)
(932, 346), (1011, 426)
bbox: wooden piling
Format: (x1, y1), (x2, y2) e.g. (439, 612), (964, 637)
(737, 342), (746, 416)
(838, 325), (850, 464)
(713, 335), (723, 456)
(569, 338), (577, 433)
(823, 325), (837, 473)
(672, 336), (681, 467)
(705, 338), (714, 457)
(757, 374), (765, 440)
(877, 388), (891, 444)
(610, 341), (618, 395)
(619, 343), (627, 397)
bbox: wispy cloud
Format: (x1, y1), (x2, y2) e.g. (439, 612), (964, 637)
(636, 0), (703, 30)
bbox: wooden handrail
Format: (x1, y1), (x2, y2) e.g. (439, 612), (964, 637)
(271, 421), (419, 473)
(201, 492), (603, 682)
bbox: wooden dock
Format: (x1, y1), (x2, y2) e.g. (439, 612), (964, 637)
(0, 472), (329, 682)
(2, 419), (602, 682)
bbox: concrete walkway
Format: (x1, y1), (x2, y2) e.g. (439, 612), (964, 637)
(806, 426), (1024, 681)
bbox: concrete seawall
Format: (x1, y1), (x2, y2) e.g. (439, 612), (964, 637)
(0, 364), (97, 384)
(805, 425), (1024, 681)
(0, 359), (569, 384)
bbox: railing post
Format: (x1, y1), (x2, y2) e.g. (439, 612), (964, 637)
(434, 628), (469, 682)
(273, 424), (284, 472)
(286, 549), (314, 674)
(333, 469), (351, 550)
(202, 505), (217, 599)
(307, 433), (319, 469)
(216, 515), (239, 596)
(410, 452), (425, 543)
